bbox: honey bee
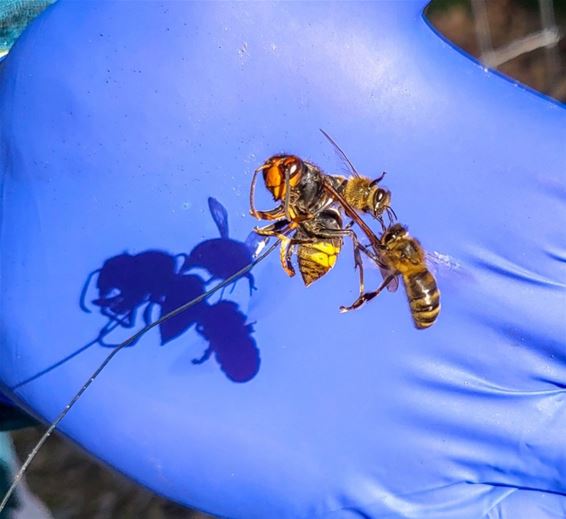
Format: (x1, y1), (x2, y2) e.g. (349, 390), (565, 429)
(319, 129), (396, 228)
(341, 223), (441, 329)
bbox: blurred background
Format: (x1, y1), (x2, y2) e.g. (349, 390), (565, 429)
(1, 0), (565, 518)
(427, 0), (566, 102)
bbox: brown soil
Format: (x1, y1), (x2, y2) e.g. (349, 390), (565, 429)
(10, 428), (212, 519)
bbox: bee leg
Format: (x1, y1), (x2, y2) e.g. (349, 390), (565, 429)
(98, 310), (139, 347)
(302, 224), (367, 296)
(340, 274), (396, 313)
(356, 241), (388, 272)
(192, 345), (213, 364)
(337, 228), (367, 299)
(253, 219), (291, 237)
(351, 235), (365, 297)
(279, 236), (296, 277)
(125, 309), (138, 328)
(100, 307), (137, 329)
(313, 226), (366, 295)
(249, 166), (261, 218)
(98, 318), (117, 338)
(143, 302), (155, 326)
(246, 273), (257, 295)
(250, 206), (287, 221)
(100, 306), (117, 321)
(344, 220), (355, 230)
(249, 168), (286, 220)
(252, 221), (296, 276)
(252, 221), (296, 277)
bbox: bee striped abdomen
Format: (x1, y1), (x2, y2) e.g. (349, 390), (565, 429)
(404, 269), (440, 329)
(298, 240), (341, 287)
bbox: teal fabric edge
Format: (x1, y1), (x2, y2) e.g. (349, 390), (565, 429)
(0, 0), (56, 58)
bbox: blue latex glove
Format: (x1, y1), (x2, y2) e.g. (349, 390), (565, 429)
(0, 2), (565, 518)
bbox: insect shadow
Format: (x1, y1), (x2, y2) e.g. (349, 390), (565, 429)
(13, 198), (264, 387)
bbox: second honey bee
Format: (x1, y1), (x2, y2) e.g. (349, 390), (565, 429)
(341, 223), (441, 329)
(319, 129), (396, 229)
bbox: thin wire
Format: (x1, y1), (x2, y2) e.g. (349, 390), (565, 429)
(0, 239), (278, 513)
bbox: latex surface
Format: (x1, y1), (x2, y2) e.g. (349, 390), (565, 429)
(1, 2), (565, 518)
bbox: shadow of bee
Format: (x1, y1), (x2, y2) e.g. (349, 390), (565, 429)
(181, 197), (262, 295)
(79, 198), (262, 381)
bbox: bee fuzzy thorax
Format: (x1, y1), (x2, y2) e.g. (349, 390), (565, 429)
(343, 177), (373, 209)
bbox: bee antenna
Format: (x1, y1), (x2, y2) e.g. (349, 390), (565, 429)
(249, 167), (263, 218)
(0, 240), (280, 514)
(319, 128), (361, 178)
(369, 172), (387, 186)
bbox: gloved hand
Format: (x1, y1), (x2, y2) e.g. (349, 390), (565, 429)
(0, 2), (565, 518)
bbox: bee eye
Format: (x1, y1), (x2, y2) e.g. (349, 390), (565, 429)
(288, 163), (298, 175)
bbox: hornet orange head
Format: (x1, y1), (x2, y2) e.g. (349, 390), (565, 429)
(256, 155), (304, 201)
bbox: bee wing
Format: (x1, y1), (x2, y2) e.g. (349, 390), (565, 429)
(320, 128), (361, 178)
(426, 251), (461, 275)
(208, 197), (229, 239)
(425, 250), (473, 285)
(380, 266), (399, 292)
(245, 232), (270, 259)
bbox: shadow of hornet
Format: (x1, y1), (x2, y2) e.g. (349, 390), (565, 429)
(81, 198), (265, 383)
